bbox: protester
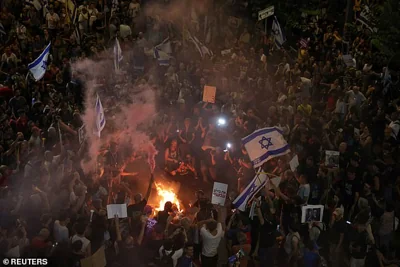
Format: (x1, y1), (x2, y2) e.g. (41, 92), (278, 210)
(0, 0), (399, 267)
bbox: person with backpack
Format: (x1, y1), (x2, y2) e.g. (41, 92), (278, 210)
(159, 239), (184, 267)
(283, 221), (303, 267)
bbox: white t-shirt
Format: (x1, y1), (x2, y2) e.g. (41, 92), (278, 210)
(297, 184), (310, 203)
(54, 220), (69, 243)
(158, 246), (184, 267)
(200, 222), (224, 257)
(71, 235), (90, 253)
(46, 13), (60, 29)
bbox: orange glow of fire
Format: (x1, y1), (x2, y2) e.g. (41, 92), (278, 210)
(154, 182), (182, 212)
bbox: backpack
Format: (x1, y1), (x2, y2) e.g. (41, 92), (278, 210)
(292, 234), (305, 259)
(312, 223), (328, 247)
(160, 249), (175, 267)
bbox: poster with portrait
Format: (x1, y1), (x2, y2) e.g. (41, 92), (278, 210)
(301, 205), (324, 223)
(325, 150), (340, 168)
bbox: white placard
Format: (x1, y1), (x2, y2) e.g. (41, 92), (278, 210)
(203, 85), (216, 103)
(211, 182), (228, 205)
(258, 6), (274, 21)
(106, 204), (128, 219)
(354, 128), (360, 136)
(325, 150), (340, 168)
(289, 155), (299, 172)
(301, 205), (324, 223)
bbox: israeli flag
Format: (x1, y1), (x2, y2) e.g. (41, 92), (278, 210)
(154, 38), (172, 66)
(233, 169), (268, 211)
(94, 94), (106, 137)
(272, 16), (286, 48)
(242, 127), (290, 168)
(28, 43), (51, 81)
(0, 23), (5, 36)
(114, 38), (123, 71)
(187, 31), (213, 58)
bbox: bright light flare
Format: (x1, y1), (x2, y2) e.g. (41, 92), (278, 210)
(217, 118), (226, 126)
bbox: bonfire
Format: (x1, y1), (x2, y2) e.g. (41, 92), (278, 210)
(154, 182), (183, 213)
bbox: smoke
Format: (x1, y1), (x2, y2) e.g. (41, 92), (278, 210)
(73, 55), (158, 174)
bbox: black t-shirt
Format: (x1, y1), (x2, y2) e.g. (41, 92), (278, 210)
(68, 252), (84, 267)
(259, 219), (277, 248)
(128, 200), (147, 236)
(351, 230), (369, 259)
(343, 178), (362, 206)
(329, 218), (346, 244)
(309, 178), (325, 205)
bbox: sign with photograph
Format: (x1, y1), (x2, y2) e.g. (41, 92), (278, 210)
(211, 182), (228, 205)
(301, 205), (324, 223)
(325, 150), (340, 168)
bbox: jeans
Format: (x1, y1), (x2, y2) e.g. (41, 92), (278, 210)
(258, 247), (276, 267)
(350, 257), (365, 267)
(201, 254), (218, 267)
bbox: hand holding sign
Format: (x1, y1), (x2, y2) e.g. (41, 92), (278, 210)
(211, 182), (228, 205)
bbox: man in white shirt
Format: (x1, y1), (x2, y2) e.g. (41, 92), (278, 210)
(71, 223), (91, 256)
(199, 219), (224, 267)
(158, 238), (184, 267)
(46, 9), (60, 30)
(345, 86), (366, 112)
(54, 212), (70, 243)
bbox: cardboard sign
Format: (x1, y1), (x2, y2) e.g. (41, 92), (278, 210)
(81, 246), (107, 267)
(289, 155), (299, 172)
(106, 204), (128, 219)
(203, 85), (216, 103)
(211, 182), (228, 205)
(301, 205), (324, 223)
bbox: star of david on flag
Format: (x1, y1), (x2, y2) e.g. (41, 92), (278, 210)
(232, 169), (268, 211)
(28, 42), (51, 81)
(242, 126), (290, 168)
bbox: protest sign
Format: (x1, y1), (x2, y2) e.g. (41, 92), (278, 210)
(211, 182), (228, 205)
(106, 204), (128, 219)
(81, 246), (106, 267)
(325, 150), (340, 168)
(301, 205), (324, 223)
(289, 155), (299, 172)
(203, 85), (216, 103)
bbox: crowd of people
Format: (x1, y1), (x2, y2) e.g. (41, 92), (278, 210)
(0, 0), (399, 267)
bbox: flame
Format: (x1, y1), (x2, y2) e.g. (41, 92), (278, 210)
(154, 182), (182, 212)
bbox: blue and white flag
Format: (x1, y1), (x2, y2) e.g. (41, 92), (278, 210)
(0, 23), (6, 36)
(94, 94), (106, 137)
(233, 169), (268, 211)
(242, 127), (290, 168)
(25, 0), (42, 11)
(272, 16), (286, 48)
(187, 31), (213, 58)
(114, 38), (123, 71)
(154, 38), (172, 66)
(28, 43), (51, 81)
